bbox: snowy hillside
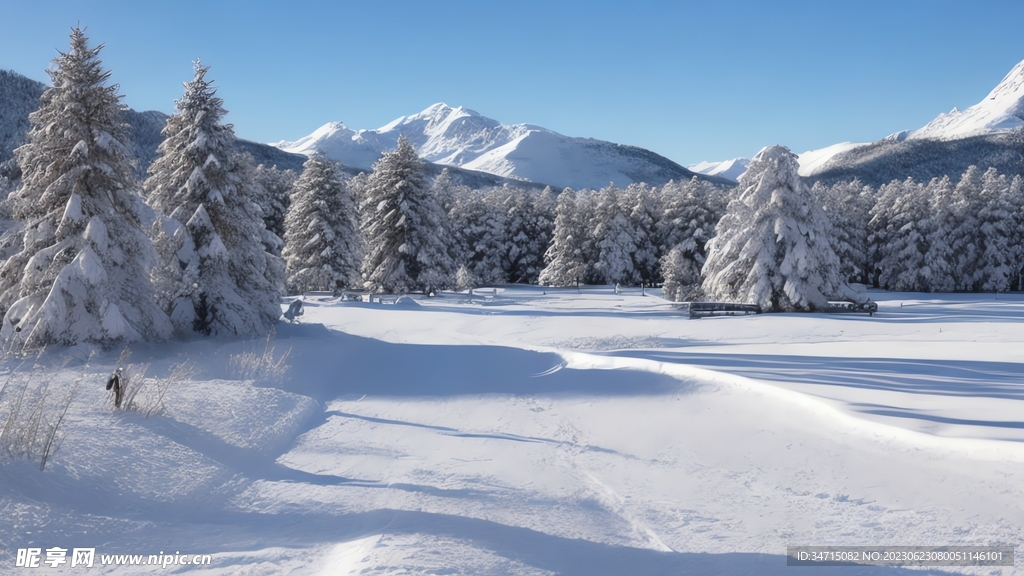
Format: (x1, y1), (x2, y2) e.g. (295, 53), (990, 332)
(796, 141), (872, 177)
(1, 287), (1021, 574)
(272, 103), (717, 190)
(0, 70), (45, 166)
(690, 144), (876, 181)
(704, 58), (1024, 183)
(687, 158), (750, 182)
(0, 69), (308, 178)
(909, 59), (1024, 141)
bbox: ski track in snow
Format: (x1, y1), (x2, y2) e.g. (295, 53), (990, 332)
(0, 286), (1021, 574)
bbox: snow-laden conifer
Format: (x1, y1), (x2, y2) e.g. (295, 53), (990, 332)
(701, 145), (852, 311)
(818, 179), (872, 284)
(657, 177), (723, 283)
(973, 167), (1015, 291)
(253, 164), (296, 242)
(539, 189), (589, 287)
(282, 153), (361, 293)
(360, 135), (454, 294)
(923, 176), (957, 292)
(591, 184), (638, 285)
(502, 186), (555, 284)
(660, 244), (703, 302)
(625, 183), (660, 285)
(872, 178), (934, 291)
(144, 60), (283, 336)
(449, 190), (507, 286)
(0, 28), (171, 348)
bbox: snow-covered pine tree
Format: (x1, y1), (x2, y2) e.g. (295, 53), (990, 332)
(818, 179), (872, 284)
(625, 183), (660, 285)
(923, 175), (957, 292)
(0, 28), (172, 348)
(253, 163), (297, 243)
(701, 145), (852, 311)
(1007, 175), (1024, 290)
(866, 178), (903, 288)
(360, 135), (454, 294)
(591, 184), (639, 285)
(873, 178), (934, 291)
(145, 60), (283, 337)
(238, 155), (284, 259)
(448, 189), (507, 286)
(660, 244), (703, 302)
(539, 189), (590, 287)
(282, 153), (362, 293)
(501, 186), (555, 284)
(974, 167), (1015, 292)
(657, 177), (723, 284)
(430, 167), (459, 214)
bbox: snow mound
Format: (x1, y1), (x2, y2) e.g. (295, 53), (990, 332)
(160, 378), (318, 455)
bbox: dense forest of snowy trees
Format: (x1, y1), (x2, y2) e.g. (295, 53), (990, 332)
(4, 28), (1024, 350)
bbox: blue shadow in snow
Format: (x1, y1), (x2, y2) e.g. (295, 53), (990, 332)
(274, 330), (685, 402)
(608, 351), (1024, 402)
(604, 351), (1024, 437)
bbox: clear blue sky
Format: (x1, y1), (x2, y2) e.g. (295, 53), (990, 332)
(3, 0), (1024, 166)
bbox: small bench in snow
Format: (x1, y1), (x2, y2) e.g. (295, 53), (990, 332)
(686, 302), (762, 318)
(364, 294), (413, 306)
(823, 300), (878, 315)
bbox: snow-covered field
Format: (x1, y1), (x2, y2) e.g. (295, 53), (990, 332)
(1, 286), (1021, 575)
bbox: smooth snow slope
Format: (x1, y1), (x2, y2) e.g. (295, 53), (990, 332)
(688, 158), (751, 182)
(1, 287), (1021, 574)
(910, 59), (1024, 141)
(702, 57), (1024, 180)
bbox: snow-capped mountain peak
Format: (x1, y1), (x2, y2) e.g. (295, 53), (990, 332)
(688, 158), (750, 182)
(272, 103), (707, 189)
(909, 58), (1024, 141)
(275, 121), (355, 151)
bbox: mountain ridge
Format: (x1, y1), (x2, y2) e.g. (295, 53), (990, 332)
(273, 102), (730, 189)
(698, 57), (1024, 185)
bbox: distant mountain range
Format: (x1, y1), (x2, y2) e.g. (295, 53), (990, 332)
(4, 70), (691, 191)
(272, 103), (731, 189)
(7, 56), (1024, 193)
(0, 69), (308, 185)
(694, 58), (1024, 186)
(687, 158), (750, 182)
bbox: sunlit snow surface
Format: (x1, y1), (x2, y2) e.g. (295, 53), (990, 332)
(1, 286), (1022, 575)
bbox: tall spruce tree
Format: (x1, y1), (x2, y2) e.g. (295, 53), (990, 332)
(818, 179), (872, 284)
(449, 189), (507, 286)
(145, 60), (283, 336)
(657, 177), (722, 285)
(502, 186), (555, 284)
(253, 163), (296, 243)
(539, 189), (589, 287)
(973, 167), (1014, 291)
(701, 145), (853, 311)
(282, 153), (362, 293)
(591, 184), (638, 285)
(0, 28), (171, 348)
(359, 135), (454, 294)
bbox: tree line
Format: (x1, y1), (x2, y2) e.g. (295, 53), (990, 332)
(4, 28), (1023, 351)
